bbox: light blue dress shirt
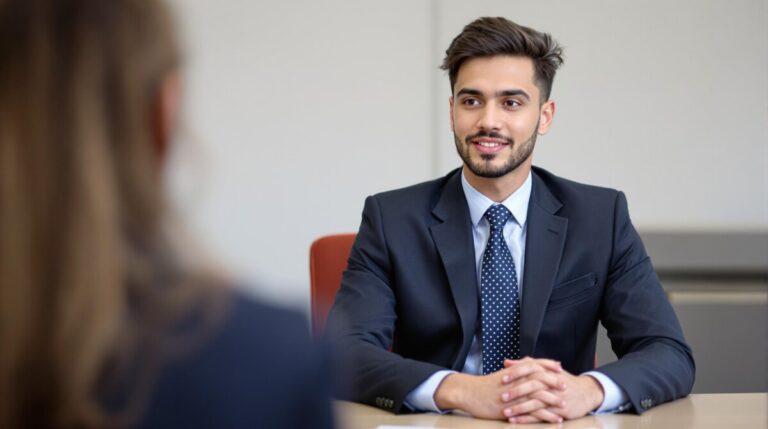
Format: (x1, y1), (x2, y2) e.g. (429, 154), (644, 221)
(404, 168), (628, 414)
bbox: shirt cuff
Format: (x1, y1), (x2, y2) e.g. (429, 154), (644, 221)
(403, 370), (456, 412)
(583, 371), (631, 414)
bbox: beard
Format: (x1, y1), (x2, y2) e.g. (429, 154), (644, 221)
(453, 127), (538, 178)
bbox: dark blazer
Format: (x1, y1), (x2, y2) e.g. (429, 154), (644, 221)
(133, 293), (335, 429)
(327, 166), (694, 415)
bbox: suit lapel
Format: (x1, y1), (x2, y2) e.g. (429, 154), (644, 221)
(520, 172), (568, 356)
(429, 170), (478, 369)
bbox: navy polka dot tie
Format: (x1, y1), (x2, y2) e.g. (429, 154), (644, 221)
(481, 204), (521, 375)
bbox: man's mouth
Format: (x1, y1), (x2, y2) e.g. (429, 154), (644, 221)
(474, 139), (507, 148)
(470, 136), (510, 154)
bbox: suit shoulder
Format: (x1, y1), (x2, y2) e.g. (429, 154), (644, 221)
(533, 165), (622, 204)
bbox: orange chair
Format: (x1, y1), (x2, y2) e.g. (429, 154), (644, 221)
(309, 233), (356, 336)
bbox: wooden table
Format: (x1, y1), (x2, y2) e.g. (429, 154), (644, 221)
(335, 393), (766, 428)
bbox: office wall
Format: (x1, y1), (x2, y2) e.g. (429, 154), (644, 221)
(168, 0), (767, 308)
(169, 0), (435, 304)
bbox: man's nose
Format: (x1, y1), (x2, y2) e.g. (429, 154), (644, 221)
(477, 104), (501, 131)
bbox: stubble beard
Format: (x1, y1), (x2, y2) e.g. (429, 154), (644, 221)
(454, 128), (538, 179)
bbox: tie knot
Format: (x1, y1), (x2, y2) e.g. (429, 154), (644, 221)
(484, 204), (512, 230)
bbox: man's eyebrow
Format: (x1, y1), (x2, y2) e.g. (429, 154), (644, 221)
(456, 87), (531, 100)
(456, 88), (483, 97)
(497, 89), (530, 100)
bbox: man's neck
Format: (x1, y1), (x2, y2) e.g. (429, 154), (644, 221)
(462, 163), (532, 203)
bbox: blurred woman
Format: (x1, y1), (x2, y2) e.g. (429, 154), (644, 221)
(0, 0), (334, 427)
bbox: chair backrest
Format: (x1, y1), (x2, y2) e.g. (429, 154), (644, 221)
(309, 233), (356, 336)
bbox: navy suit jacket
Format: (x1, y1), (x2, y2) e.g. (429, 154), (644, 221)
(129, 293), (335, 429)
(327, 166), (694, 415)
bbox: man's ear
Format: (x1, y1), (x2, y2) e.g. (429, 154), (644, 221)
(537, 99), (555, 135)
(449, 95), (455, 130)
(151, 70), (181, 165)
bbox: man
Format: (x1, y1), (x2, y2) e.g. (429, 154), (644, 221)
(327, 16), (694, 424)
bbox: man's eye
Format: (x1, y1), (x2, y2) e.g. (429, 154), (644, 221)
(462, 98), (481, 106)
(504, 99), (521, 108)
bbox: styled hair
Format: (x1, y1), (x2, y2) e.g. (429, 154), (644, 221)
(0, 0), (220, 427)
(441, 16), (564, 101)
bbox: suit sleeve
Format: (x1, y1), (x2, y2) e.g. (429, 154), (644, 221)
(325, 196), (445, 414)
(596, 191), (695, 414)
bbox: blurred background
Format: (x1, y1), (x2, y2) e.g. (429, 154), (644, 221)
(165, 0), (767, 393)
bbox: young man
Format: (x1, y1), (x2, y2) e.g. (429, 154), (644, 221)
(327, 17), (694, 424)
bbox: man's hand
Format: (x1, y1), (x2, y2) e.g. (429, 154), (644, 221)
(433, 358), (564, 421)
(501, 359), (605, 424)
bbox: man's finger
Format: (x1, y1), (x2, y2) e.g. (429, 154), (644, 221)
(504, 398), (548, 416)
(522, 369), (567, 391)
(507, 414), (545, 424)
(501, 362), (565, 386)
(502, 379), (549, 402)
(500, 361), (549, 383)
(529, 408), (564, 424)
(504, 357), (562, 372)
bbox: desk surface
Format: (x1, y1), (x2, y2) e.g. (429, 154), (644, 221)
(336, 393), (767, 429)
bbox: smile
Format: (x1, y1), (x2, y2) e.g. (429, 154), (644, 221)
(469, 136), (510, 147)
(476, 141), (505, 148)
(470, 138), (509, 155)
(471, 136), (509, 151)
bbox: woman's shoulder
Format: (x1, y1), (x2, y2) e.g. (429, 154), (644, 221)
(220, 291), (314, 354)
(136, 289), (333, 429)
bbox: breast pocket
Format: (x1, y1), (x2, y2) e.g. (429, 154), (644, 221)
(547, 272), (598, 311)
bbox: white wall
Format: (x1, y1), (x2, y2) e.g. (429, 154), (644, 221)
(167, 0), (767, 310)
(169, 0), (435, 307)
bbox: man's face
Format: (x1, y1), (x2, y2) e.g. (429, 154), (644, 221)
(450, 55), (554, 179)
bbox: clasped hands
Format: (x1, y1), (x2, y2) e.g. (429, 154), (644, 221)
(434, 357), (605, 424)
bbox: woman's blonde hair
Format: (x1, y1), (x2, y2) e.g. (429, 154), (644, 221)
(0, 0), (218, 426)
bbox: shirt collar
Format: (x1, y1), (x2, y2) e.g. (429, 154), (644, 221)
(460, 168), (532, 228)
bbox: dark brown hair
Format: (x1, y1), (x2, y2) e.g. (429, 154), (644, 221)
(441, 17), (564, 101)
